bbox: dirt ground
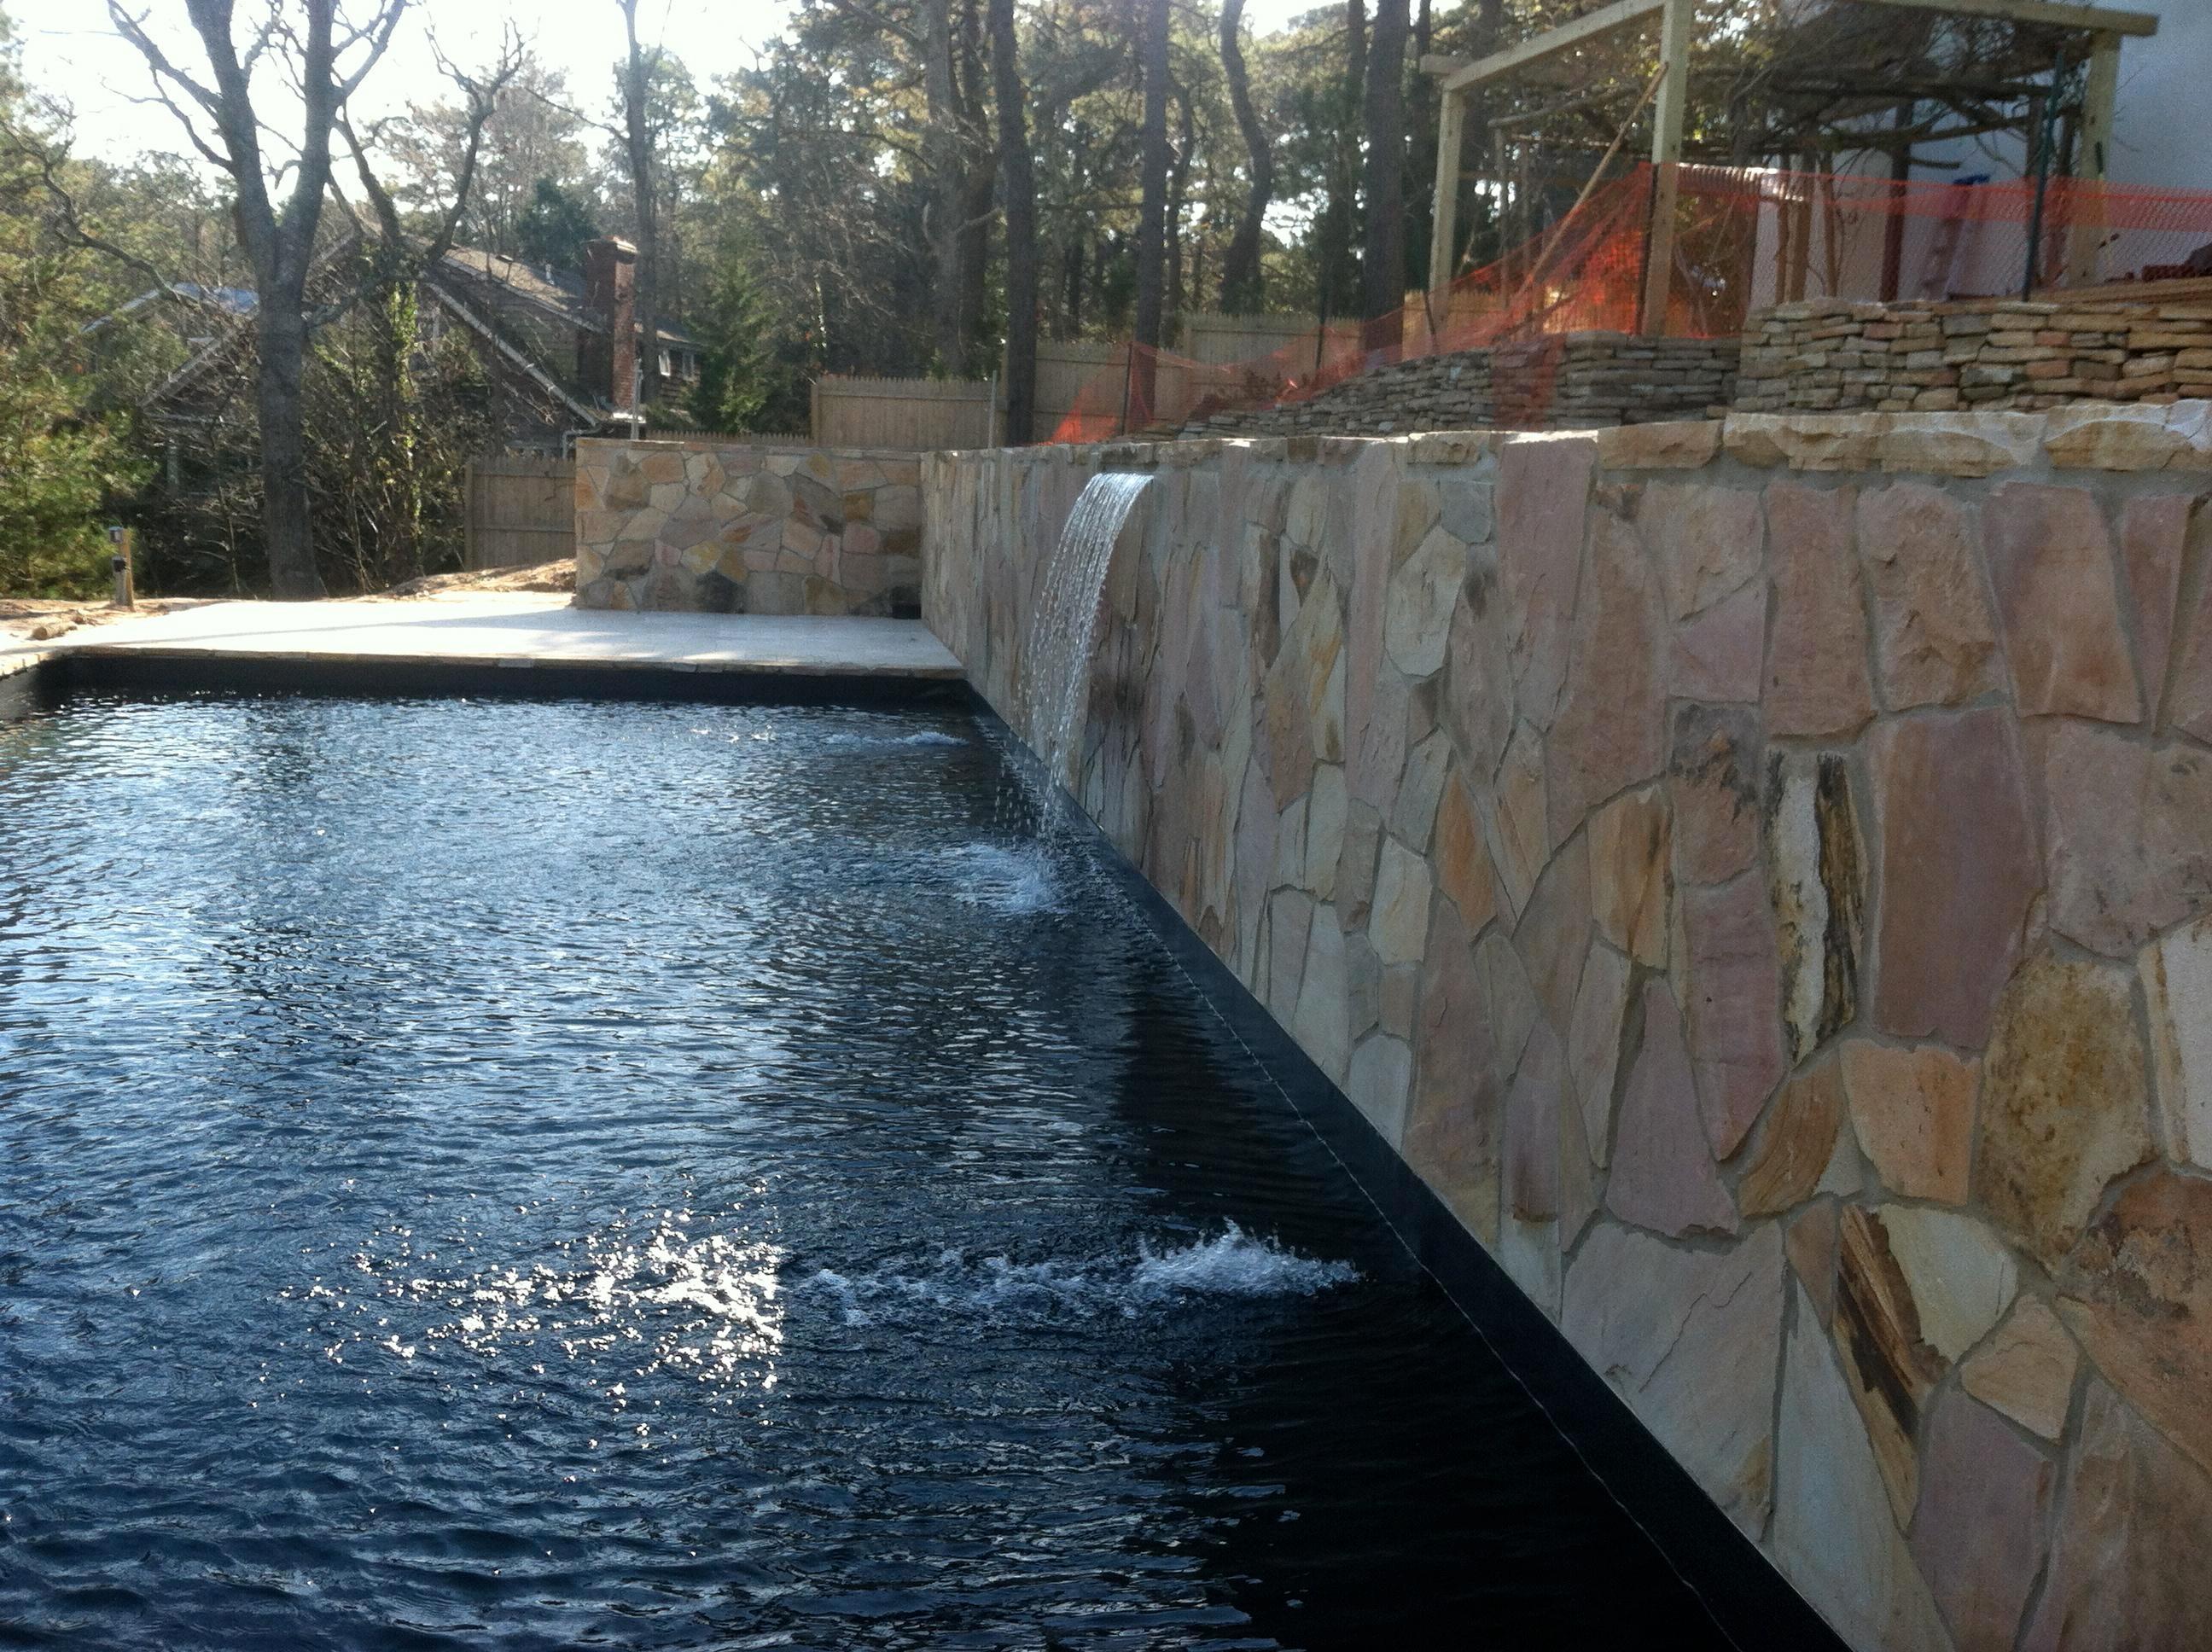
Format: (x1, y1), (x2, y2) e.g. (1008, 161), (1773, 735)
(0, 596), (203, 646)
(380, 559), (574, 599)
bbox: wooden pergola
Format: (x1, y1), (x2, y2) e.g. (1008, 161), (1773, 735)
(1419, 0), (2161, 332)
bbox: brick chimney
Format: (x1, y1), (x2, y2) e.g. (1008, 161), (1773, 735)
(579, 237), (638, 414)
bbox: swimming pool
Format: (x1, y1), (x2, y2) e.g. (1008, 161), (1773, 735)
(0, 690), (1723, 1649)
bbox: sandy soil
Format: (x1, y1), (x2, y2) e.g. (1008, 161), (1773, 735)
(1, 560), (574, 647)
(0, 597), (203, 646)
(381, 560), (574, 599)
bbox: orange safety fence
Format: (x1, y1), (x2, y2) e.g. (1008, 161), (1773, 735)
(1048, 160), (2212, 444)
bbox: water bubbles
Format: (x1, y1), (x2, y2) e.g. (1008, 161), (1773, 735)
(937, 843), (1062, 916)
(804, 1224), (1357, 1329)
(819, 729), (969, 753)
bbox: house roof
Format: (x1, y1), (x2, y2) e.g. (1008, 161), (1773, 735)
(111, 238), (689, 433)
(434, 247), (698, 349)
(79, 282), (259, 337)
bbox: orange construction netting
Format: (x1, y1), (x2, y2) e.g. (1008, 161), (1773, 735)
(1048, 160), (2212, 443)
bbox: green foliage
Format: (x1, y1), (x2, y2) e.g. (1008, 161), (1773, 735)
(0, 369), (141, 597)
(130, 280), (501, 597)
(0, 9), (148, 596)
(679, 252), (812, 433)
(306, 276), (497, 591)
(515, 177), (600, 270)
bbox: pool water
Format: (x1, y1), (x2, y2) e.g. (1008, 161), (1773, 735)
(0, 694), (1721, 1649)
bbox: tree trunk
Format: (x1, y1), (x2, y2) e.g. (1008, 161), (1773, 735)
(1131, 0), (1171, 423)
(1315, 0), (1365, 328)
(956, 0), (993, 369)
(253, 303), (327, 599)
(987, 0), (1038, 443)
(620, 1), (661, 407)
(1408, 0), (1435, 305)
(1217, 0), (1272, 314)
(1361, 0), (1409, 342)
(1064, 227), (1084, 336)
(922, 0), (969, 375)
(1167, 94), (1192, 324)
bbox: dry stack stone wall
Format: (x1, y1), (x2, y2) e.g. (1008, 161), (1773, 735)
(1188, 332), (1738, 438)
(1737, 295), (2212, 416)
(574, 437), (923, 615)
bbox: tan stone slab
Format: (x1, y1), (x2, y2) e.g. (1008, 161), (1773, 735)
(43, 594), (964, 679)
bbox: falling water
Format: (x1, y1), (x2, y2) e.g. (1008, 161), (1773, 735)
(1016, 471), (1154, 783)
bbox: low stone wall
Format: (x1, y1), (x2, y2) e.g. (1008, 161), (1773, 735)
(573, 437), (923, 615)
(1187, 332), (1738, 438)
(1738, 294), (2212, 415)
(925, 404), (2212, 1651)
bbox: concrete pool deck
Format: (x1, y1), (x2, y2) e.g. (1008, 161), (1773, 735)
(3, 593), (964, 683)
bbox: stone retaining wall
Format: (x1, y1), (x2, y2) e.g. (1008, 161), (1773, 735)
(1186, 332), (1738, 439)
(573, 437), (923, 615)
(1737, 295), (2212, 416)
(924, 404), (2212, 1651)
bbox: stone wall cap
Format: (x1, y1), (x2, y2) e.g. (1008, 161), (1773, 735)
(913, 398), (2208, 476)
(1593, 419), (1723, 470)
(2043, 401), (2211, 471)
(577, 434), (920, 463)
(1878, 410), (2044, 478)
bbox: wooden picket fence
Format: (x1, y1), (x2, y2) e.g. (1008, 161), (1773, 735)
(812, 375), (998, 451)
(463, 453), (574, 569)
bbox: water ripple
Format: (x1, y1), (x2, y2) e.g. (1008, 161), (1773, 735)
(0, 693), (1720, 1650)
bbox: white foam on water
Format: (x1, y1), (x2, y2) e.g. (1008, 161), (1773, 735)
(939, 843), (1062, 916)
(805, 1224), (1358, 1327)
(1132, 1225), (1360, 1297)
(820, 730), (969, 752)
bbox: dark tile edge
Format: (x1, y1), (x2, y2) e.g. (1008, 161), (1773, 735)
(0, 658), (61, 725)
(51, 650), (969, 708)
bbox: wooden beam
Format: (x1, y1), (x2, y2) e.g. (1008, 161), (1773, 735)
(1437, 0), (1668, 94)
(1848, 0), (2156, 38)
(1429, 88), (1470, 296)
(1639, 0), (1692, 334)
(2066, 31), (2122, 283)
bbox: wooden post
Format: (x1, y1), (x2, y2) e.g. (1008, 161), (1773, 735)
(2066, 32), (2120, 285)
(1638, 0), (1691, 335)
(107, 526), (136, 608)
(1429, 88), (1467, 299)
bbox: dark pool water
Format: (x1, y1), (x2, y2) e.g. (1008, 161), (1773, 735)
(0, 693), (1720, 1650)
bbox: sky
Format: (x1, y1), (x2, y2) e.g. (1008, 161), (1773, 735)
(20, 0), (1323, 169)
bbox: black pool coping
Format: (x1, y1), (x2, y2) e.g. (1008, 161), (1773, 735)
(979, 711), (1849, 1652)
(43, 647), (970, 708)
(0, 660), (49, 724)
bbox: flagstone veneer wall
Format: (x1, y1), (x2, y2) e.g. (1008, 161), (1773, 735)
(923, 404), (2212, 1652)
(574, 437), (923, 615)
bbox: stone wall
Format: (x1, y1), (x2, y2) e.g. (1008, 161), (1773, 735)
(924, 404), (2212, 1651)
(1737, 295), (2212, 416)
(1185, 332), (1739, 439)
(574, 437), (923, 615)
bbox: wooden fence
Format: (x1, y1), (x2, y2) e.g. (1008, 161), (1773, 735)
(812, 375), (997, 450)
(1179, 311), (1360, 367)
(463, 453), (575, 570)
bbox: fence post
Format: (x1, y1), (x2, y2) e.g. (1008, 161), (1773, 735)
(107, 526), (135, 608)
(463, 459), (480, 571)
